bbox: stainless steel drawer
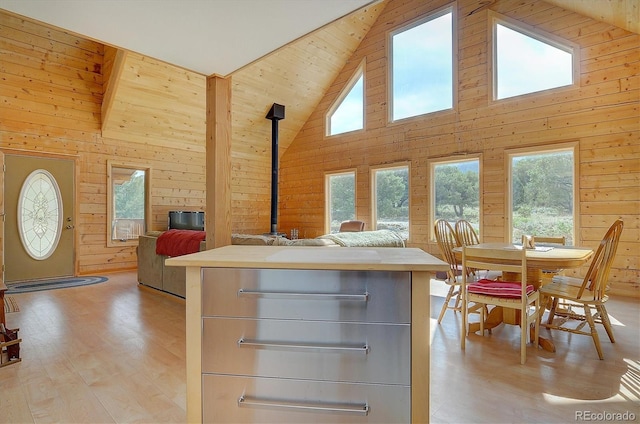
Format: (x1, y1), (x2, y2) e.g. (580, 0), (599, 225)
(202, 268), (411, 323)
(202, 317), (410, 385)
(202, 374), (410, 423)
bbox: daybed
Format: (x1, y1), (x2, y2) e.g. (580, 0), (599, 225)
(137, 229), (405, 297)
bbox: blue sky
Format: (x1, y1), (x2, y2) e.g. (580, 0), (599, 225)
(496, 24), (573, 99)
(393, 12), (453, 120)
(330, 74), (363, 134)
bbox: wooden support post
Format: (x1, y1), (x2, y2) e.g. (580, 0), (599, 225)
(205, 76), (232, 249)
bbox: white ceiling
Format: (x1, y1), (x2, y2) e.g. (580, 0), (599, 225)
(0, 0), (376, 76)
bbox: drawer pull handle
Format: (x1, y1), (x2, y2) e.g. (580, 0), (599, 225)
(237, 289), (369, 302)
(238, 395), (370, 416)
(238, 338), (370, 354)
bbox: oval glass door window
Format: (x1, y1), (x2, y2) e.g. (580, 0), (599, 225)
(17, 169), (64, 260)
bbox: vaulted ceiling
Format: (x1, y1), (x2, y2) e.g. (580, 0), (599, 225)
(1, 0), (636, 164)
(94, 1), (386, 162)
(0, 0), (377, 76)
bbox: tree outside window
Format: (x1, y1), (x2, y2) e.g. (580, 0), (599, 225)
(372, 165), (409, 239)
(509, 149), (575, 244)
(108, 162), (151, 246)
(432, 159), (480, 237)
(326, 171), (356, 233)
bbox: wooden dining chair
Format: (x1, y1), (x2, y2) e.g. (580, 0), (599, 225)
(455, 219), (480, 247)
(533, 235), (567, 281)
(434, 219), (463, 324)
(533, 236), (566, 245)
(539, 219), (623, 360)
(460, 245), (540, 365)
(455, 219), (483, 277)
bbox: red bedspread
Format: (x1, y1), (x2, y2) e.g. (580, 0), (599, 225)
(156, 229), (206, 257)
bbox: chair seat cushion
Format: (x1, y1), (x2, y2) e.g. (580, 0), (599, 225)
(468, 279), (534, 298)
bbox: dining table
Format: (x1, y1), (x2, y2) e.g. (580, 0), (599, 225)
(453, 242), (594, 352)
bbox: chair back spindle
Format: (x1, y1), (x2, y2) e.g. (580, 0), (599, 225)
(455, 219), (480, 246)
(434, 219), (461, 282)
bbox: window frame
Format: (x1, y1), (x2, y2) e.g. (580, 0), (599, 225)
(504, 142), (579, 244)
(324, 169), (357, 234)
(388, 4), (457, 124)
(107, 160), (152, 247)
(428, 154), (483, 242)
(326, 60), (366, 137)
(370, 162), (411, 240)
(489, 11), (580, 102)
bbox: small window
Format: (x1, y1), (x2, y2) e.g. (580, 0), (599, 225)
(390, 7), (453, 121)
(325, 170), (356, 233)
(327, 64), (364, 136)
(430, 157), (481, 241)
(107, 161), (151, 246)
(371, 164), (409, 239)
(493, 17), (576, 100)
(507, 146), (576, 244)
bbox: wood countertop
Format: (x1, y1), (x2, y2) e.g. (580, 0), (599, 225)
(165, 245), (448, 272)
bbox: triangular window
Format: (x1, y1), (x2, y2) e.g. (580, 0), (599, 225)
(494, 19), (575, 100)
(327, 64), (364, 136)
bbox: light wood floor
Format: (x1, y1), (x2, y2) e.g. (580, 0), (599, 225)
(1, 271), (638, 423)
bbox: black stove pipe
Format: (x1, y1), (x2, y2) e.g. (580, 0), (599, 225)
(265, 103), (285, 235)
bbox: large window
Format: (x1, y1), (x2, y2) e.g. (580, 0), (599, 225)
(493, 15), (576, 100)
(507, 145), (576, 244)
(430, 157), (481, 240)
(390, 7), (453, 121)
(371, 164), (409, 239)
(327, 63), (364, 136)
(107, 161), (151, 246)
(325, 170), (356, 233)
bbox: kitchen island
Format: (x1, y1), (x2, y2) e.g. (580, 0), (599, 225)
(166, 245), (447, 423)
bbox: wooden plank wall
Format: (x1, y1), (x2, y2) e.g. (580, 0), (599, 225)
(278, 0), (639, 297)
(228, 2), (385, 235)
(0, 12), (206, 274)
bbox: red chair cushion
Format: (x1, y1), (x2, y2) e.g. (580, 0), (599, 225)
(467, 279), (534, 298)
